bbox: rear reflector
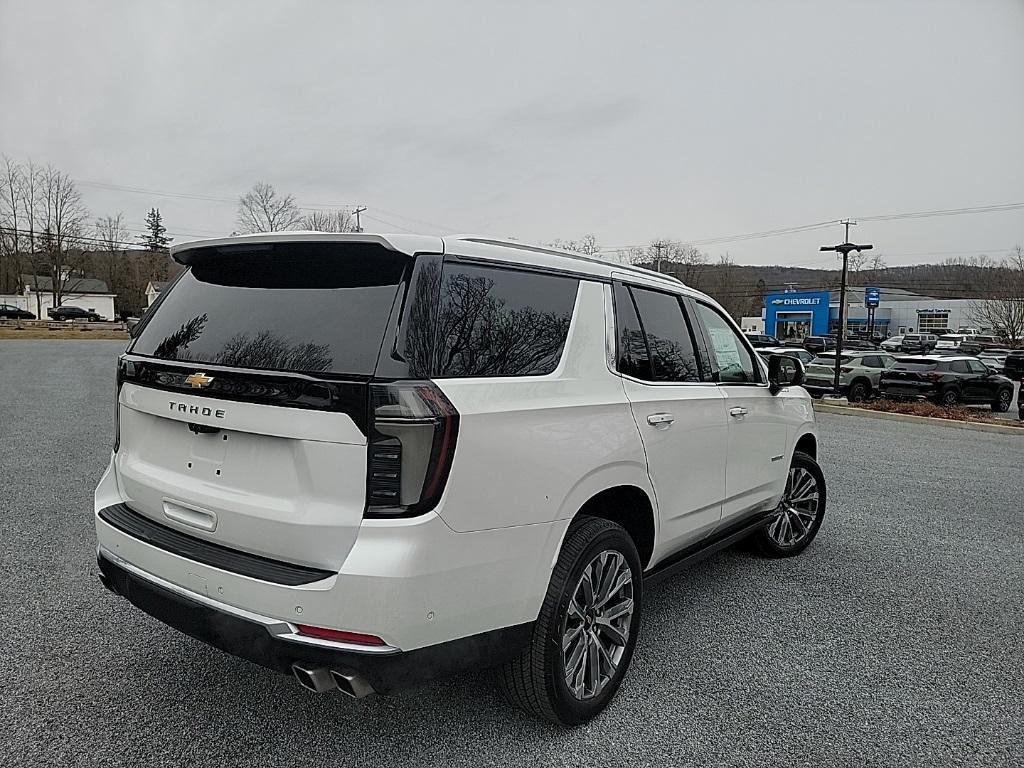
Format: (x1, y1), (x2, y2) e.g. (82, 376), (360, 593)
(295, 624), (387, 646)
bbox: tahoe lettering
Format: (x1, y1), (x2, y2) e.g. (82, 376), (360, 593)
(168, 401), (225, 418)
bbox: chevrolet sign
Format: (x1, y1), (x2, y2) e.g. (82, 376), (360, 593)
(771, 297), (822, 306)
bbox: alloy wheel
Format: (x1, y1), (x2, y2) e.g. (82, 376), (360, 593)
(997, 390), (1011, 410)
(766, 466), (820, 548)
(561, 550), (634, 700)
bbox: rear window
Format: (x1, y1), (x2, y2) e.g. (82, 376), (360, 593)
(811, 354), (853, 364)
(132, 242), (409, 375)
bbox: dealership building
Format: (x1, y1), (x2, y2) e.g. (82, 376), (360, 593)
(755, 287), (981, 340)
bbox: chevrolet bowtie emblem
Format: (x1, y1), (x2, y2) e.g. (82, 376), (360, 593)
(184, 372), (214, 388)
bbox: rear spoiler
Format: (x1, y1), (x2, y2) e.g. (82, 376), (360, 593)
(171, 232), (443, 265)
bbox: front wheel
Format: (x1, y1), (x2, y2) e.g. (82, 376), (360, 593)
(748, 451), (826, 558)
(939, 388), (960, 407)
(992, 388), (1012, 412)
(496, 516), (642, 726)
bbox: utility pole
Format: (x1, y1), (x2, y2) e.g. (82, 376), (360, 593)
(820, 221), (873, 397)
(652, 241), (664, 273)
(353, 206), (367, 233)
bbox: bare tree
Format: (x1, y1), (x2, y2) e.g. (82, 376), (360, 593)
(632, 239), (708, 286)
(0, 156), (26, 294)
(549, 234), (601, 256)
(969, 245), (1024, 343)
(301, 209), (358, 232)
(37, 166), (89, 307)
(237, 182), (302, 233)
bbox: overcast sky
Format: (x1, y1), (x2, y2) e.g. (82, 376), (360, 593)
(2, 0), (1022, 267)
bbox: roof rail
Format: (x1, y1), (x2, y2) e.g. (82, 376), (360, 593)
(454, 237), (685, 285)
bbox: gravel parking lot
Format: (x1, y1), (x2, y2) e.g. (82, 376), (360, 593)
(2, 340), (1021, 767)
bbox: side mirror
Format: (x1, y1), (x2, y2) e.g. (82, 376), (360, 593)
(768, 354), (804, 394)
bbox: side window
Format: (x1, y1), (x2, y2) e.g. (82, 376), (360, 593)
(948, 360), (969, 373)
(862, 356), (881, 368)
(434, 263), (578, 377)
(613, 283), (652, 380)
(628, 287), (701, 382)
(693, 302), (760, 384)
(967, 360), (989, 375)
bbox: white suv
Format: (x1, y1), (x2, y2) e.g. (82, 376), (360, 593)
(94, 233), (824, 725)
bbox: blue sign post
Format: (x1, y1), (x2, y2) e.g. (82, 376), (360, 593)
(865, 287), (881, 308)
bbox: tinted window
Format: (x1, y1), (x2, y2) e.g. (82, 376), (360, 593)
(132, 242), (408, 375)
(967, 360), (989, 374)
(893, 360), (938, 371)
(948, 360), (970, 373)
(434, 263), (578, 377)
(613, 283), (652, 379)
(694, 302), (759, 383)
(629, 287), (701, 382)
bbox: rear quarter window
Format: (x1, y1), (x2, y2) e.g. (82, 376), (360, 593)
(433, 263), (579, 377)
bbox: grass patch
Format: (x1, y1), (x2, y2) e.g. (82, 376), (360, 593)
(853, 398), (1023, 427)
(0, 327), (129, 340)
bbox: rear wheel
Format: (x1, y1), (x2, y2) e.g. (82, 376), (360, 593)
(496, 516), (642, 726)
(847, 380), (870, 402)
(992, 388), (1012, 412)
(749, 451), (826, 558)
(939, 388), (960, 407)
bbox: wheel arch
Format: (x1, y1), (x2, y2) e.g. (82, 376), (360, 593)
(571, 485), (656, 569)
(793, 430), (817, 461)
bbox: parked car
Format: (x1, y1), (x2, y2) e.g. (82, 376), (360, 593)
(802, 351), (898, 401)
(1004, 349), (1024, 381)
(977, 349), (1010, 373)
(958, 334), (1004, 355)
(879, 355), (1015, 410)
(0, 303), (35, 319)
(880, 335), (904, 352)
(744, 332), (780, 348)
(935, 334), (970, 351)
(840, 337), (877, 350)
(802, 336), (836, 354)
(48, 305), (106, 322)
(757, 346), (815, 365)
(93, 232), (825, 726)
(899, 333), (937, 353)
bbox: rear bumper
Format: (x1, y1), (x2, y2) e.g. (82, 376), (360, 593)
(98, 549), (531, 693)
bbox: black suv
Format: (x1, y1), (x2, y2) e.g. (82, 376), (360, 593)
(802, 336), (836, 354)
(744, 333), (780, 348)
(879, 356), (1015, 410)
(1003, 350), (1024, 381)
(0, 303), (35, 319)
(48, 306), (105, 322)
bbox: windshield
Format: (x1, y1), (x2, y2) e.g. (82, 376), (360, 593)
(131, 242), (409, 376)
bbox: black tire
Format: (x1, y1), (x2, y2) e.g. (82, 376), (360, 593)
(496, 516), (642, 726)
(847, 379), (870, 403)
(992, 388), (1012, 412)
(748, 451), (826, 558)
(939, 388), (960, 407)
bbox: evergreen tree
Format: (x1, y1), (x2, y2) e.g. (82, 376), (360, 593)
(139, 207), (172, 250)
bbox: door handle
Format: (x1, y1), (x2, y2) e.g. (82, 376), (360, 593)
(729, 407), (748, 418)
(647, 413), (675, 426)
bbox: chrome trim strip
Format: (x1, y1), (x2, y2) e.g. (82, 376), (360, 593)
(99, 546), (400, 655)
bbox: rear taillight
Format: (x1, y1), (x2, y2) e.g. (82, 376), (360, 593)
(923, 372), (943, 381)
(365, 381), (459, 518)
(840, 366), (853, 373)
(113, 356), (129, 453)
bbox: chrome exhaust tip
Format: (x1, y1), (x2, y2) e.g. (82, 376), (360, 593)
(291, 663), (338, 693)
(331, 669), (376, 699)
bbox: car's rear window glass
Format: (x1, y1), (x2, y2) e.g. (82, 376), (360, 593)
(433, 263), (578, 377)
(812, 354), (852, 364)
(131, 242), (409, 375)
(629, 287), (702, 382)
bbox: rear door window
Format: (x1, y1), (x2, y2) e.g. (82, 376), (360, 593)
(627, 287), (702, 382)
(433, 263), (578, 377)
(131, 242), (409, 375)
(949, 360), (970, 373)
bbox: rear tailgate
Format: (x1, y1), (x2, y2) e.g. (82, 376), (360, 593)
(114, 240), (413, 573)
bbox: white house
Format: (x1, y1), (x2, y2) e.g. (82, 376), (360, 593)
(17, 273), (117, 320)
(145, 280), (169, 308)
